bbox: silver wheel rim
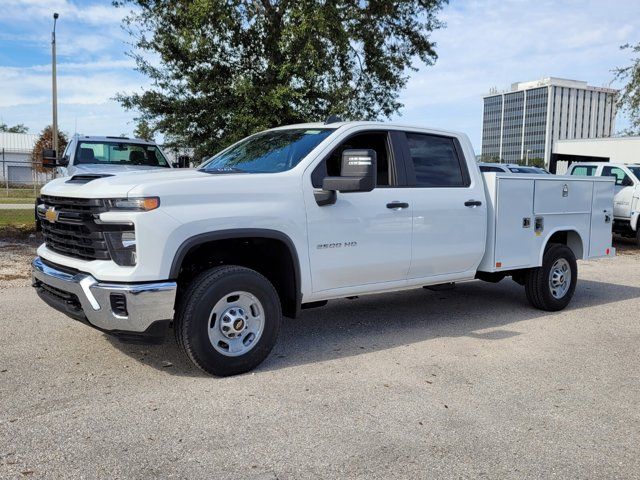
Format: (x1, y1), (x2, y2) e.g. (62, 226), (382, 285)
(549, 258), (571, 299)
(207, 291), (265, 357)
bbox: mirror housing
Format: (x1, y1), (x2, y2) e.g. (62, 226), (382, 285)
(621, 176), (634, 187)
(172, 155), (191, 168)
(41, 149), (57, 168)
(322, 149), (377, 193)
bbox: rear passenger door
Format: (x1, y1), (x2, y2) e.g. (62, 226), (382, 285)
(400, 132), (487, 279)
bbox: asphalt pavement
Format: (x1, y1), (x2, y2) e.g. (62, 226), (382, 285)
(1, 244), (639, 479)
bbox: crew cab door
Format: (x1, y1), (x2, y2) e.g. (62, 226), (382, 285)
(602, 166), (635, 219)
(399, 132), (487, 279)
(305, 130), (412, 293)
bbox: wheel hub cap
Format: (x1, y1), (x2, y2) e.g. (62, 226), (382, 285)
(207, 291), (265, 357)
(549, 258), (571, 299)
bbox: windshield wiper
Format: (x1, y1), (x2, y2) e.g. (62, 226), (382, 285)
(200, 167), (247, 174)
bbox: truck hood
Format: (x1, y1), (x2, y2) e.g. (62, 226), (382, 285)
(69, 164), (171, 175)
(41, 168), (213, 198)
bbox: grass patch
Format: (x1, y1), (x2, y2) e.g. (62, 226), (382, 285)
(0, 209), (35, 228)
(0, 198), (35, 204)
(0, 188), (41, 199)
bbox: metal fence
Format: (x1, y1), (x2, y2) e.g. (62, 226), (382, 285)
(0, 151), (54, 231)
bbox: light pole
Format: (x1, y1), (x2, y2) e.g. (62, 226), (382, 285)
(51, 13), (59, 159)
(525, 149), (531, 166)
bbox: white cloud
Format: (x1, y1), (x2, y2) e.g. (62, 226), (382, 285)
(0, 0), (143, 136)
(396, 0), (640, 150)
(1, 0), (639, 147)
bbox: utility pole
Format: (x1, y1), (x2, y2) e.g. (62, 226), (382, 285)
(52, 13), (59, 159)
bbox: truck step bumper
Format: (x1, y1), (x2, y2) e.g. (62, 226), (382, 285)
(32, 257), (177, 341)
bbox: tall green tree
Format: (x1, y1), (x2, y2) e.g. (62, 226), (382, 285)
(134, 119), (155, 141)
(615, 42), (640, 135)
(0, 122), (29, 133)
(115, 0), (447, 156)
(31, 126), (68, 173)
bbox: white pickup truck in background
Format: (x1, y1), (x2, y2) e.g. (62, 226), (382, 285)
(36, 135), (179, 230)
(32, 121), (615, 376)
(568, 162), (640, 246)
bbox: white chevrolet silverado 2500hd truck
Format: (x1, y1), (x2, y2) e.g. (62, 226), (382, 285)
(32, 122), (615, 376)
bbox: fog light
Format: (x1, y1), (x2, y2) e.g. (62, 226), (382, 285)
(104, 230), (137, 266)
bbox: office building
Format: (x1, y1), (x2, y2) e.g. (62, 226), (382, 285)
(481, 77), (618, 166)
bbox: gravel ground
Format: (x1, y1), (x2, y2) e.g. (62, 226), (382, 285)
(0, 240), (639, 479)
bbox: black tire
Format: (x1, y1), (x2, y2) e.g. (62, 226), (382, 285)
(634, 227), (640, 247)
(175, 265), (282, 376)
(524, 244), (577, 311)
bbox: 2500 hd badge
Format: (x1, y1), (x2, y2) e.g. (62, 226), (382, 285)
(317, 241), (358, 249)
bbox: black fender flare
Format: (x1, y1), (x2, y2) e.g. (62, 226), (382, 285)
(169, 228), (302, 317)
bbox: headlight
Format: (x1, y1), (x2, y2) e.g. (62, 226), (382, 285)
(104, 229), (137, 266)
(106, 197), (159, 211)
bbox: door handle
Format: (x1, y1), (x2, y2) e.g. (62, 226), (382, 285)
(464, 200), (482, 207)
(386, 201), (409, 209)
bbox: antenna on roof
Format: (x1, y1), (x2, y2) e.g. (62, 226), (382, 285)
(324, 115), (343, 124)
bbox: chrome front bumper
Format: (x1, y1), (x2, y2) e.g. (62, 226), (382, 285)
(32, 257), (177, 334)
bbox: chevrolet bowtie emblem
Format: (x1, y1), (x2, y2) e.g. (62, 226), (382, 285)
(45, 207), (59, 223)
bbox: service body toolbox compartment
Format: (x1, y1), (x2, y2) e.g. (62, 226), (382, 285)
(478, 174), (615, 273)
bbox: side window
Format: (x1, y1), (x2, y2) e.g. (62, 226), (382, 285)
(602, 166), (630, 186)
(311, 132), (392, 188)
(405, 133), (469, 187)
(570, 165), (596, 176)
(480, 165), (504, 173)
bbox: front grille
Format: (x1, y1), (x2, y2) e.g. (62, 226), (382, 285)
(38, 195), (131, 262)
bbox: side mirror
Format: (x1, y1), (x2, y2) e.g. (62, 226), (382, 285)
(322, 149), (377, 193)
(621, 176), (634, 187)
(172, 155), (191, 168)
(58, 155), (69, 167)
(41, 149), (57, 168)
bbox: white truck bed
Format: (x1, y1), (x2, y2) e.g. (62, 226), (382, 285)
(478, 173), (615, 273)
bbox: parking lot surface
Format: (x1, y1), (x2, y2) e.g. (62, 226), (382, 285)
(1, 242), (639, 479)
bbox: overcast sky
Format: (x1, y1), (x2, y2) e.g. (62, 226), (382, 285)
(1, 0), (639, 153)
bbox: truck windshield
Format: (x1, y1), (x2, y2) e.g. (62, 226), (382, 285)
(76, 141), (169, 167)
(200, 128), (333, 173)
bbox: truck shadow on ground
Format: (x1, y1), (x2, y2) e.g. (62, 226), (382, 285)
(106, 277), (640, 377)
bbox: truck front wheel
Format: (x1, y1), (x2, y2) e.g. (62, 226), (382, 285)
(175, 265), (282, 376)
(524, 244), (577, 311)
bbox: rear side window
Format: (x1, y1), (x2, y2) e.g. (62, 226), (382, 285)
(571, 165), (597, 176)
(405, 133), (469, 187)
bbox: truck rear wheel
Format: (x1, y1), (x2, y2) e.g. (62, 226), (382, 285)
(524, 244), (577, 311)
(175, 265), (282, 376)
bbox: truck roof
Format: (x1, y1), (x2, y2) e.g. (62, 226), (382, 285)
(72, 134), (158, 146)
(268, 121), (466, 138)
(570, 162), (640, 167)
